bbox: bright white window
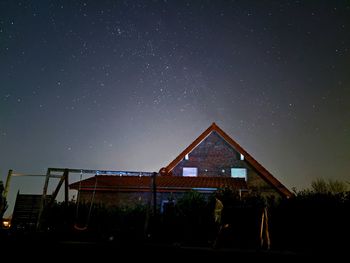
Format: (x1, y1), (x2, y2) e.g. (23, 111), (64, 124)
(240, 153), (245, 160)
(231, 168), (247, 180)
(185, 154), (189, 160)
(183, 167), (198, 177)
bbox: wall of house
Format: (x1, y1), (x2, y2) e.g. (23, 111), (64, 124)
(172, 131), (244, 177)
(77, 190), (213, 209)
(78, 191), (151, 207)
(171, 131), (282, 198)
(245, 163), (283, 199)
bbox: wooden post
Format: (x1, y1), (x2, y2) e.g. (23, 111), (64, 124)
(264, 207), (271, 250)
(43, 169), (51, 197)
(260, 207), (271, 250)
(64, 169), (69, 204)
(48, 169), (69, 207)
(3, 169), (13, 199)
(152, 172), (157, 215)
(260, 208), (264, 247)
(36, 168), (51, 230)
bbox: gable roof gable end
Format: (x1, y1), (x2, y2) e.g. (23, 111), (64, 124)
(165, 123), (292, 198)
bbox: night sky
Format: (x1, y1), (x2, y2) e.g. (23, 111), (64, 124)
(1, 1), (350, 215)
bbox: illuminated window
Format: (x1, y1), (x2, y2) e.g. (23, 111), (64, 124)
(185, 154), (189, 160)
(240, 153), (244, 160)
(231, 168), (247, 180)
(183, 167), (198, 177)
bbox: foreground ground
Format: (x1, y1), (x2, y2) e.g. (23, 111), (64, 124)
(0, 230), (344, 262)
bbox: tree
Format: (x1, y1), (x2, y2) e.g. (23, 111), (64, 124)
(327, 179), (348, 194)
(311, 178), (348, 194)
(311, 178), (328, 194)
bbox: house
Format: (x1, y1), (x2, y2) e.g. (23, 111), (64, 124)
(69, 175), (247, 208)
(160, 122), (292, 199)
(69, 123), (292, 209)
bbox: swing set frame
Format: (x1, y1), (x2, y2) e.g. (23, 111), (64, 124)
(4, 167), (143, 231)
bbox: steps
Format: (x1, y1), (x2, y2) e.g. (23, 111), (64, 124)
(11, 193), (48, 231)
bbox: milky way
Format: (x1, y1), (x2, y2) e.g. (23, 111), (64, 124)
(1, 1), (350, 214)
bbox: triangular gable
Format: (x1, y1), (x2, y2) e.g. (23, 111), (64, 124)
(165, 122), (292, 198)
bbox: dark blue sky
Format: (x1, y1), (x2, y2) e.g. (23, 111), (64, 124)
(1, 0), (350, 214)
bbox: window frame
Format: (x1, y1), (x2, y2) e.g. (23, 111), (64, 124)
(231, 168), (247, 180)
(183, 167), (198, 177)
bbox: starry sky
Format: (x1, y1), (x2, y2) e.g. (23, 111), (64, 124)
(1, 1), (350, 214)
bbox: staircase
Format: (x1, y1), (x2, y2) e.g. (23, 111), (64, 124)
(11, 193), (47, 231)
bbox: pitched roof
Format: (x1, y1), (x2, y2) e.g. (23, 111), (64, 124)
(164, 122), (292, 198)
(69, 175), (247, 193)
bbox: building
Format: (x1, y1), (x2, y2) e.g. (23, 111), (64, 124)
(160, 122), (292, 198)
(70, 175), (247, 208)
(69, 123), (292, 208)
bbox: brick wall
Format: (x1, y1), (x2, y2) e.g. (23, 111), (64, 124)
(78, 191), (151, 207)
(246, 163), (283, 199)
(172, 131), (282, 198)
(78, 190), (213, 209)
(172, 131), (244, 177)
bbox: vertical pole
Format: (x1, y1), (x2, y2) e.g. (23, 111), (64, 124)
(36, 168), (51, 230)
(64, 169), (69, 204)
(265, 207), (271, 250)
(152, 172), (157, 215)
(42, 168), (51, 202)
(260, 209), (264, 248)
(63, 169), (69, 230)
(144, 173), (155, 239)
(3, 169), (13, 199)
(259, 207), (271, 250)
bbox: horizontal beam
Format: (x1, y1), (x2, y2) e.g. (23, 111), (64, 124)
(11, 173), (62, 178)
(48, 167), (154, 176)
(9, 168), (155, 179)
